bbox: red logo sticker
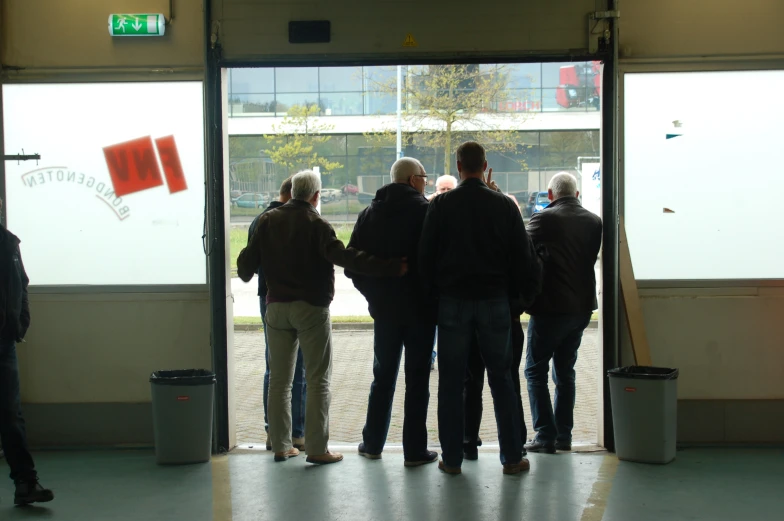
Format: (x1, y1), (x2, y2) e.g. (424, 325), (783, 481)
(624, 387), (637, 392)
(103, 136), (164, 196)
(155, 135), (188, 194)
(177, 396), (190, 401)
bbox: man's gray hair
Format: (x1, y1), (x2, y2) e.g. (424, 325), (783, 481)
(291, 170), (322, 201)
(549, 172), (578, 200)
(435, 175), (457, 190)
(390, 157), (424, 183)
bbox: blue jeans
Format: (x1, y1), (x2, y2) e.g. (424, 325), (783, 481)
(437, 296), (523, 468)
(362, 320), (435, 459)
(524, 313), (592, 443)
(0, 340), (36, 483)
(261, 297), (306, 439)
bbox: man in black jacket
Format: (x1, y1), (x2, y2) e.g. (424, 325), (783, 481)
(524, 172), (602, 453)
(346, 157), (438, 467)
(419, 142), (539, 475)
(247, 177), (307, 452)
(0, 197), (54, 505)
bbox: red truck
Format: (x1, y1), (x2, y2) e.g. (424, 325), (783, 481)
(556, 62), (601, 109)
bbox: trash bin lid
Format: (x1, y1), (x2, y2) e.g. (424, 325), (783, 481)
(607, 366), (679, 380)
(150, 369), (216, 385)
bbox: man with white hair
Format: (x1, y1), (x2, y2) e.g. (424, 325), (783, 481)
(238, 170), (407, 465)
(427, 175), (457, 201)
(524, 172), (602, 454)
(345, 157), (438, 467)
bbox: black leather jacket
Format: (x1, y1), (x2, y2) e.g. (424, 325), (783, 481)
(526, 197), (602, 315)
(0, 225), (31, 343)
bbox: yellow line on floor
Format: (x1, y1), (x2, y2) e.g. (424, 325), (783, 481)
(580, 454), (620, 521)
(212, 455), (233, 521)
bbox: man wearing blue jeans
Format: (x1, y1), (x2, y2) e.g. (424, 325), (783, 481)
(347, 157), (438, 467)
(247, 178), (306, 451)
(419, 142), (540, 475)
(524, 172), (602, 453)
(0, 197), (54, 505)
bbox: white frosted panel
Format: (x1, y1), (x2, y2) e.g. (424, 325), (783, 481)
(624, 71), (784, 280)
(3, 82), (206, 285)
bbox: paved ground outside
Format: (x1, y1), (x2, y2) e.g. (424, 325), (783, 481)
(234, 328), (599, 446)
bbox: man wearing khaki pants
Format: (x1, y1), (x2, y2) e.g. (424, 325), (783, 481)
(238, 170), (407, 465)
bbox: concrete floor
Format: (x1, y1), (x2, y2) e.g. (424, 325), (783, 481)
(234, 329), (600, 446)
(2, 448), (782, 520)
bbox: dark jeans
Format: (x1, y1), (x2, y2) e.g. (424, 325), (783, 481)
(464, 319), (528, 448)
(362, 320), (435, 459)
(438, 296), (523, 468)
(524, 313), (592, 443)
(0, 340), (36, 483)
(261, 297), (306, 439)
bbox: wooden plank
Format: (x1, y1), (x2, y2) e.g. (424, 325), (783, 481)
(619, 216), (653, 366)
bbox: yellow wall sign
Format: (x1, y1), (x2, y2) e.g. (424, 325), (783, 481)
(403, 34), (418, 47)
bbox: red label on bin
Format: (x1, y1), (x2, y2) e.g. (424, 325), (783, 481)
(624, 387), (637, 392)
(177, 396), (190, 401)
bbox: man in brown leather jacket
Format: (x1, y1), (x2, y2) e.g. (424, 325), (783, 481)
(237, 170), (406, 465)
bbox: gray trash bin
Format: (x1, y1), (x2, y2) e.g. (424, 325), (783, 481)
(150, 369), (215, 465)
(608, 366), (678, 464)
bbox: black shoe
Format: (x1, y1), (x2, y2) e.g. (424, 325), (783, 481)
(14, 480), (54, 505)
(524, 439), (556, 454)
(463, 445), (479, 461)
(357, 442), (382, 460)
(404, 450), (438, 467)
(555, 440), (572, 451)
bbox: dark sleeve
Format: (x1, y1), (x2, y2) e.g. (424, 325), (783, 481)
(237, 216), (264, 283)
(510, 204), (541, 308)
(247, 213), (263, 276)
(526, 211), (544, 246)
(418, 201), (439, 298)
(344, 209), (367, 281)
(319, 220), (401, 276)
(18, 246), (30, 338)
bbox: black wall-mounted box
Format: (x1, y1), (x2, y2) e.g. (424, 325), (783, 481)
(288, 21), (331, 44)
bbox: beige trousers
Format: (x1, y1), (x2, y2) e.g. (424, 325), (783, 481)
(266, 301), (333, 455)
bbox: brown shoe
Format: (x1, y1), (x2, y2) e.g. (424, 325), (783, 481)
(274, 448), (300, 462)
(438, 460), (462, 475)
(306, 451), (344, 465)
(503, 458), (531, 475)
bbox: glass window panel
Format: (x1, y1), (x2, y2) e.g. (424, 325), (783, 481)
(274, 94), (320, 114)
(506, 63), (541, 88)
(625, 70), (784, 279)
(320, 93), (363, 115)
(229, 94), (276, 116)
(230, 68), (274, 94)
(365, 91), (396, 115)
(275, 67), (319, 92)
(319, 67), (363, 92)
(2, 82), (206, 285)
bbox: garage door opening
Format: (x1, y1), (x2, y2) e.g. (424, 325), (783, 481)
(224, 61), (604, 450)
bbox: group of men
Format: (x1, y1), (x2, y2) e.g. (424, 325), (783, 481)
(238, 140), (602, 474)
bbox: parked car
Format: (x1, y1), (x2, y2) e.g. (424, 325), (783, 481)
(523, 191), (550, 218)
(233, 193), (268, 209)
(229, 190), (243, 201)
(321, 188), (342, 203)
(342, 184), (359, 195)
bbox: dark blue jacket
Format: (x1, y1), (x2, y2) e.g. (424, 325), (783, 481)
(0, 225), (31, 343)
(247, 201), (285, 297)
(346, 183), (435, 324)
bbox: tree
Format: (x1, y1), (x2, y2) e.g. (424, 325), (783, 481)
(366, 64), (533, 176)
(263, 104), (343, 175)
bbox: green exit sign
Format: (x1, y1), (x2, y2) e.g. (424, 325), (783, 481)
(108, 14), (166, 37)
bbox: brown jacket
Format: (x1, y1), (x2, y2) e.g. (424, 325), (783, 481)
(237, 199), (402, 308)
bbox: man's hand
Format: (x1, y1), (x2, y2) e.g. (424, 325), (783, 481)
(485, 168), (500, 192)
(399, 257), (409, 276)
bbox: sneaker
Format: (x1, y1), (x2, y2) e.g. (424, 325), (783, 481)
(14, 480), (54, 505)
(503, 458), (531, 475)
(306, 451), (344, 465)
(293, 437), (306, 451)
(524, 438), (556, 454)
(555, 440), (572, 452)
(357, 443), (382, 460)
(438, 460), (461, 475)
(273, 448), (300, 462)
(404, 451), (438, 467)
